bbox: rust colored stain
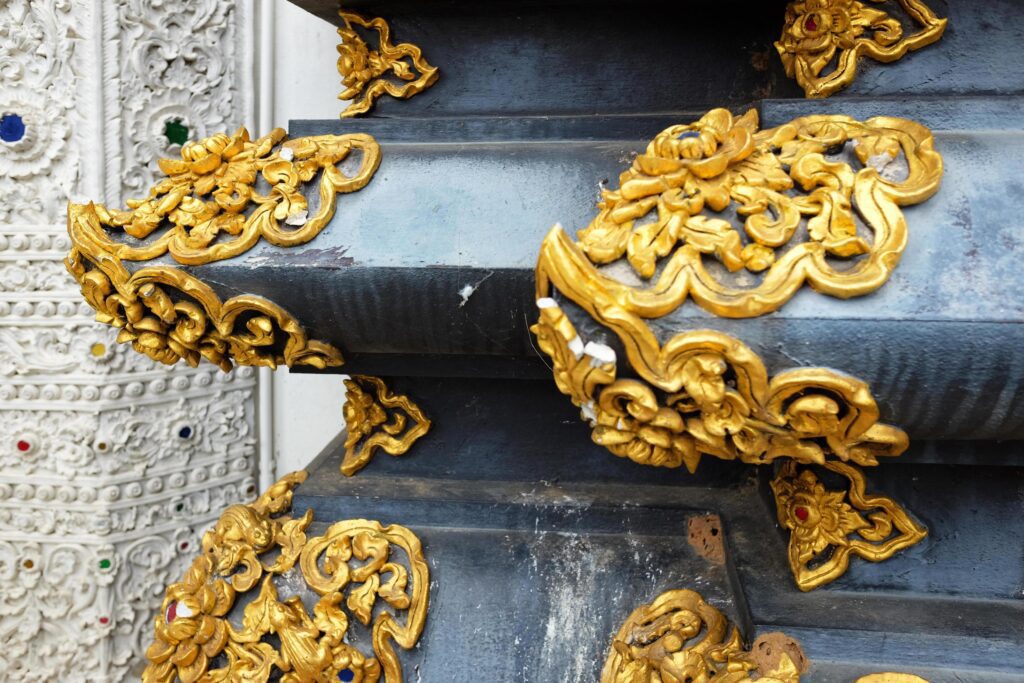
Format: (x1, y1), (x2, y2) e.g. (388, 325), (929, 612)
(687, 514), (725, 565)
(751, 632), (809, 675)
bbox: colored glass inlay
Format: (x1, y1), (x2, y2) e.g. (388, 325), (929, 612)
(164, 119), (189, 146)
(90, 343), (107, 357)
(795, 506), (810, 522)
(338, 669), (355, 682)
(0, 114), (25, 143)
(16, 440), (30, 452)
(178, 426), (193, 439)
(99, 559), (112, 570)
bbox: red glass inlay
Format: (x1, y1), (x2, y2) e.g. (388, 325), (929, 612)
(795, 506), (810, 522)
(166, 602), (177, 623)
(16, 440), (30, 452)
(806, 17), (818, 32)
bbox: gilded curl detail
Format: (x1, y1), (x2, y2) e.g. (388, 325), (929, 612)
(604, 588), (931, 682)
(771, 460), (927, 591)
(601, 589), (806, 683)
(65, 127), (381, 370)
(776, 0), (948, 98)
(530, 299), (907, 474)
(338, 10), (439, 117)
(342, 375), (432, 477)
(567, 108), (942, 319)
(144, 472), (430, 683)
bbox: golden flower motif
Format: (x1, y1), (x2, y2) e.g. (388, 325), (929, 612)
(781, 469), (867, 558)
(776, 0), (947, 98)
(144, 556), (235, 683)
(593, 380), (697, 470)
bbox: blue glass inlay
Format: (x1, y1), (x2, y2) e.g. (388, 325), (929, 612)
(178, 426), (193, 439)
(0, 114), (25, 143)
(678, 130), (701, 139)
(338, 669), (355, 682)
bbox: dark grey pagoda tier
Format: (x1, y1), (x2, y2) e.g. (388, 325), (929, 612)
(66, 1), (1024, 681)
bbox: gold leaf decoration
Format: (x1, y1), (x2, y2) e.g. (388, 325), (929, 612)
(776, 0), (948, 98)
(71, 127), (380, 266)
(770, 460), (927, 591)
(342, 375), (432, 476)
(604, 588), (933, 682)
(337, 10), (439, 117)
(555, 107), (942, 319)
(601, 589), (806, 683)
(144, 472), (430, 683)
(530, 299), (907, 474)
(64, 126), (381, 370)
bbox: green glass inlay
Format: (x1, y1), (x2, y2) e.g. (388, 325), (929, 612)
(98, 559), (111, 570)
(164, 119), (189, 146)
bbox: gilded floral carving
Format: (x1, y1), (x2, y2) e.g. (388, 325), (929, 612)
(771, 460), (927, 591)
(337, 10), (439, 117)
(776, 0), (947, 98)
(341, 375), (432, 477)
(144, 472), (430, 683)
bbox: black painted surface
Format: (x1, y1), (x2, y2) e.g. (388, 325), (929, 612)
(256, 3), (1024, 678)
(292, 377), (1024, 682)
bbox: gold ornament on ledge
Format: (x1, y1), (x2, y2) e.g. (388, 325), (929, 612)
(776, 0), (948, 98)
(601, 589), (807, 682)
(531, 299), (907, 474)
(533, 107), (939, 589)
(143, 471), (430, 683)
(603, 588), (930, 682)
(66, 127), (382, 371)
(559, 107), (943, 320)
(342, 375), (432, 476)
(771, 460), (926, 591)
(337, 9), (439, 117)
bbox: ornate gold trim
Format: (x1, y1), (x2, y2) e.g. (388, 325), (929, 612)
(64, 127), (381, 370)
(554, 108), (942, 320)
(776, 0), (947, 98)
(144, 472), (430, 683)
(342, 375), (432, 476)
(771, 460), (926, 591)
(338, 10), (439, 118)
(530, 299), (907, 474)
(67, 127), (380, 266)
(603, 588), (932, 682)
(601, 589), (806, 682)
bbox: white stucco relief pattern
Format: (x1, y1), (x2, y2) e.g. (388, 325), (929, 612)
(0, 0), (259, 679)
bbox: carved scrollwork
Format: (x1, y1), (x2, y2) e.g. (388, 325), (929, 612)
(337, 10), (439, 118)
(69, 127), (381, 266)
(64, 243), (342, 372)
(560, 108), (942, 319)
(601, 589), (807, 682)
(144, 472), (430, 683)
(776, 0), (948, 98)
(342, 375), (432, 477)
(770, 460), (927, 591)
(64, 126), (382, 370)
(604, 589), (933, 682)
(530, 299), (907, 474)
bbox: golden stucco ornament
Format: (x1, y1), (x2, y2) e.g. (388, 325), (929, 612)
(776, 0), (948, 98)
(530, 299), (907, 474)
(601, 589), (807, 682)
(65, 127), (382, 371)
(771, 460), (927, 591)
(341, 375), (432, 476)
(562, 107), (943, 319)
(533, 107), (938, 589)
(143, 471), (430, 683)
(603, 588), (931, 682)
(337, 9), (439, 117)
